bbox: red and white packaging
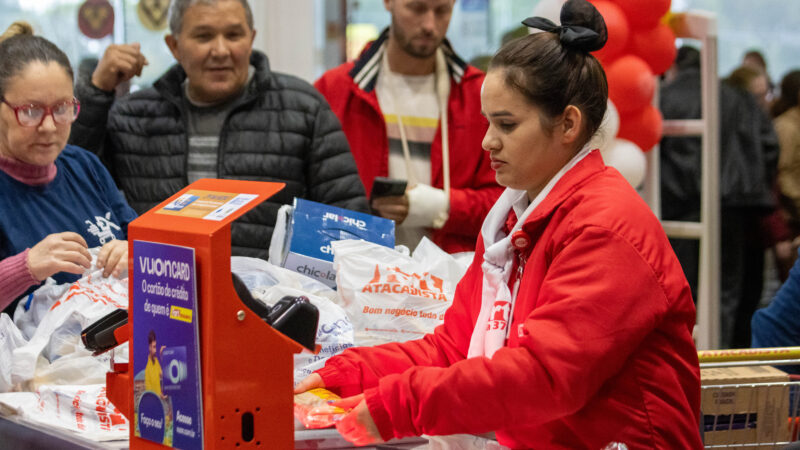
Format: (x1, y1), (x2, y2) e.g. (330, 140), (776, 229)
(11, 263), (128, 389)
(332, 238), (468, 346)
(294, 388), (348, 429)
(0, 384), (129, 441)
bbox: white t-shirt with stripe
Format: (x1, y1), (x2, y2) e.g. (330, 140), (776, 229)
(375, 60), (440, 249)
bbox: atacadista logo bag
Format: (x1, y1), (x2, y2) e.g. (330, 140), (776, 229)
(331, 238), (469, 346)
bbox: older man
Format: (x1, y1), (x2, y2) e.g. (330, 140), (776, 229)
(70, 0), (368, 258)
(315, 0), (500, 253)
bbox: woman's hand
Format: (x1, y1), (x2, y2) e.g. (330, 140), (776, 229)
(294, 373), (325, 394)
(332, 394), (384, 446)
(27, 232), (91, 281)
(97, 240), (128, 278)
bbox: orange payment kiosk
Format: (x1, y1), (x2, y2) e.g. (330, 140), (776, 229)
(106, 179), (304, 449)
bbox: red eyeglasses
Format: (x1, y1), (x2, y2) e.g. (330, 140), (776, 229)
(1, 97), (80, 127)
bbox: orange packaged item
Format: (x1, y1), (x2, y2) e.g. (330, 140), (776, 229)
(294, 388), (349, 429)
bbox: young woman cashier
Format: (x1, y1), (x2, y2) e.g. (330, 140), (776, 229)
(295, 0), (701, 447)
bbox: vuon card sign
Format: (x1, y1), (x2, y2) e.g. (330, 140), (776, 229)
(277, 198), (395, 288)
(132, 240), (202, 449)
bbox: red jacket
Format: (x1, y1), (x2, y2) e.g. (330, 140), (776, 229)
(314, 31), (502, 253)
(316, 151), (702, 449)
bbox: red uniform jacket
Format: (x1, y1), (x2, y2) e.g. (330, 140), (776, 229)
(316, 151), (702, 449)
(314, 30), (502, 253)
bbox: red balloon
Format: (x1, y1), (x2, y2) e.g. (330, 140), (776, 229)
(618, 105), (663, 152)
(606, 55), (655, 114)
(589, 0), (629, 62)
(613, 0), (671, 30)
(630, 23), (677, 75)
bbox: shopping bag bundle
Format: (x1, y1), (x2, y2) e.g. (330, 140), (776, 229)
(332, 238), (469, 346)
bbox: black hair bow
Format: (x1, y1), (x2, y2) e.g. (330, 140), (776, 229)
(522, 0), (607, 53)
(522, 16), (601, 52)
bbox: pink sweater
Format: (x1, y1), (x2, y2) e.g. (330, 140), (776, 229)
(0, 155), (57, 311)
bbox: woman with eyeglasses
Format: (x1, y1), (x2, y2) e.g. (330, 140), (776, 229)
(0, 22), (136, 313)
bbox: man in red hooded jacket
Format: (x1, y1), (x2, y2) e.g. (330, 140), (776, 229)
(314, 0), (501, 253)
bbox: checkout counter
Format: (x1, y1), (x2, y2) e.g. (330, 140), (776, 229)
(0, 180), (506, 450)
(0, 415), (428, 449)
(0, 180), (423, 450)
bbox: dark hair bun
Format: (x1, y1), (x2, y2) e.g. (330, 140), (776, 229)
(522, 0), (608, 53)
(560, 0), (607, 51)
(0, 21), (34, 44)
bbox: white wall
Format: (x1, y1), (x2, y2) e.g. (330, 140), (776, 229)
(251, 0), (318, 83)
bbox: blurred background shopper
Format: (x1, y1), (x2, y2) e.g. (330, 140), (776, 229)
(315, 0), (501, 253)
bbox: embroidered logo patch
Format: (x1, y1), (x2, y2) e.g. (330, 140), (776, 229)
(487, 300), (511, 331)
(85, 212), (120, 244)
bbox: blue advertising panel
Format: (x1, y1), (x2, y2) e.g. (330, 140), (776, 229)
(132, 240), (202, 449)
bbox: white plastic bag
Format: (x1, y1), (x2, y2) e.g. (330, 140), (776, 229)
(415, 434), (511, 450)
(267, 204), (293, 266)
(254, 284), (354, 385)
(231, 257), (354, 384)
(332, 238), (468, 346)
(13, 277), (71, 340)
(0, 313), (28, 392)
(31, 344), (128, 388)
(12, 266), (127, 388)
(0, 384), (129, 441)
(232, 256), (335, 301)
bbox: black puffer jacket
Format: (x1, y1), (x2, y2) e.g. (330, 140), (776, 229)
(70, 51), (368, 258)
(660, 68), (779, 220)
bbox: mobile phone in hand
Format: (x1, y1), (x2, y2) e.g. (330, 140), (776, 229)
(370, 177), (407, 198)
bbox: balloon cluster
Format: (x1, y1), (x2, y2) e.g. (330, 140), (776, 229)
(531, 0), (676, 188)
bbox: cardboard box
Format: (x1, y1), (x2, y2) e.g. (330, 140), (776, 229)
(701, 365), (790, 448)
(270, 198), (395, 288)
